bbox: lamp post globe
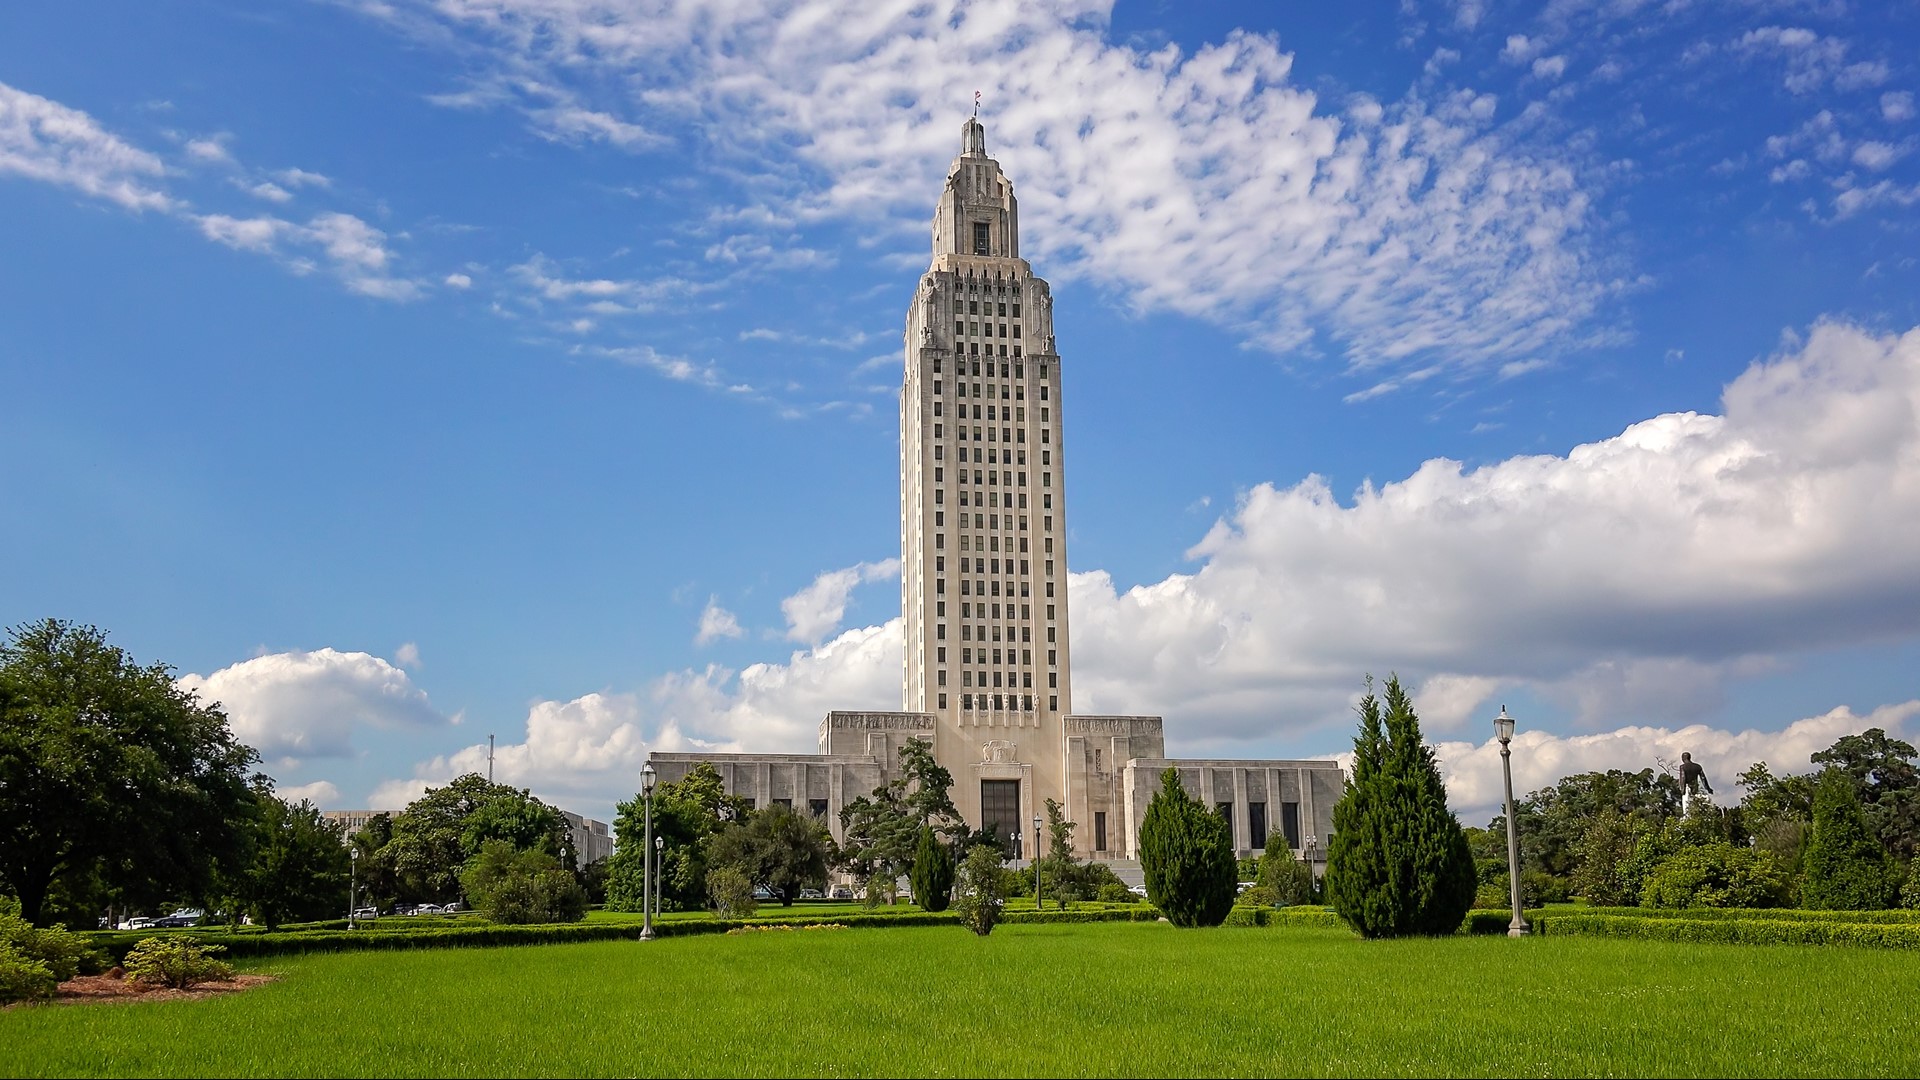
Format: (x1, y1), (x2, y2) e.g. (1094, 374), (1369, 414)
(640, 759), (658, 941)
(1494, 706), (1530, 938)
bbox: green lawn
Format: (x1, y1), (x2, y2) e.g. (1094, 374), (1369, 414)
(6, 921), (1918, 1078)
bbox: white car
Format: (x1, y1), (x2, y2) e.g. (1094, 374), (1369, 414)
(118, 916), (154, 931)
(1127, 884), (1148, 899)
(415, 903), (444, 915)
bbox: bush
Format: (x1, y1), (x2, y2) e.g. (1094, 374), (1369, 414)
(1, 911), (99, 982)
(706, 866), (757, 918)
(953, 844), (1009, 936)
(1326, 676), (1477, 938)
(460, 840), (590, 925)
(1902, 867), (1920, 910)
(1238, 884), (1282, 908)
(1801, 768), (1896, 910)
(1545, 913), (1920, 949)
(0, 942), (57, 1004)
(1138, 769), (1237, 928)
(910, 827), (955, 913)
(122, 936), (234, 989)
(1097, 883), (1133, 904)
(1641, 843), (1791, 909)
(1256, 833), (1317, 905)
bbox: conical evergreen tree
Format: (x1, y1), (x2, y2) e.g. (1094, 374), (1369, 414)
(910, 825), (955, 912)
(1138, 768), (1237, 927)
(1327, 675), (1477, 937)
(1801, 767), (1894, 910)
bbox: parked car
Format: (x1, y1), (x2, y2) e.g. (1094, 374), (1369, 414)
(751, 886), (776, 901)
(441, 901), (463, 914)
(119, 916), (154, 931)
(799, 888), (824, 900)
(390, 905), (416, 917)
(152, 915), (195, 928)
(829, 886), (853, 901)
(1127, 884), (1148, 899)
(416, 903), (444, 915)
(351, 907), (378, 919)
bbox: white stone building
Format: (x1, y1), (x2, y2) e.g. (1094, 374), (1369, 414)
(654, 118), (1341, 863)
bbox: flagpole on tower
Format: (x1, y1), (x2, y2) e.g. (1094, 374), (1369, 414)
(973, 90), (981, 118)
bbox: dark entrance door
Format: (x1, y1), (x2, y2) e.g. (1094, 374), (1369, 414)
(981, 779), (1021, 855)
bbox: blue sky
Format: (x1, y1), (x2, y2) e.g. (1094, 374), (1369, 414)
(4, 0), (1918, 826)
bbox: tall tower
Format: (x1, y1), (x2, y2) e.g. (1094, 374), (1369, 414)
(901, 116), (1072, 840)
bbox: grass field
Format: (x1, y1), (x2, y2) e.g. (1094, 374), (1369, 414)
(6, 921), (1918, 1078)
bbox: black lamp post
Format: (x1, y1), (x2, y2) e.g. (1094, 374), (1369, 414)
(1033, 814), (1043, 910)
(640, 760), (657, 941)
(348, 846), (360, 930)
(1494, 706), (1530, 938)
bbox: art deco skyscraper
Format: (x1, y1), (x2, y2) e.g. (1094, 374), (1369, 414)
(900, 116), (1072, 836)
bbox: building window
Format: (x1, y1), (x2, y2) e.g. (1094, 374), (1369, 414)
(938, 693), (948, 709)
(1094, 748), (1103, 772)
(1249, 802), (1268, 849)
(981, 779), (1021, 852)
(1282, 801), (1301, 849)
(973, 222), (990, 256)
(1216, 802), (1234, 848)
(774, 798), (792, 809)
(809, 798), (829, 818)
(1094, 811), (1108, 853)
(1048, 694), (1058, 710)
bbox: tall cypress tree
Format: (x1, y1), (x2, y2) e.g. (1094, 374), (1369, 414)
(909, 825), (955, 912)
(1327, 675), (1476, 938)
(1139, 768), (1237, 927)
(1801, 767), (1894, 910)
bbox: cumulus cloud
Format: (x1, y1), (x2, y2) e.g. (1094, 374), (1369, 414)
(1068, 320), (1920, 740)
(395, 641), (422, 669)
(781, 559), (900, 643)
(278, 779), (342, 806)
(444, 271), (472, 288)
(695, 597), (744, 645)
(196, 209), (420, 298)
(371, 621), (902, 817)
(0, 80), (173, 211)
(372, 0), (1612, 375)
(1435, 700), (1920, 826)
(178, 648), (450, 764)
(1884, 92), (1916, 123)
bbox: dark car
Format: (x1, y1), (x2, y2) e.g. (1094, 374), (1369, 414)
(152, 915), (196, 928)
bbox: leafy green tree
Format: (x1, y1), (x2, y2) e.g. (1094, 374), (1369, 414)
(347, 813), (400, 912)
(0, 619), (261, 926)
(837, 740), (968, 903)
(1325, 675), (1477, 938)
(1640, 843), (1790, 909)
(953, 844), (1009, 936)
(706, 803), (832, 907)
(231, 792), (351, 929)
(1811, 729), (1920, 860)
(606, 763), (749, 912)
(1801, 768), (1896, 910)
(1138, 769), (1237, 928)
(1256, 832), (1316, 905)
(910, 826), (956, 912)
(382, 774), (565, 904)
(706, 865), (757, 918)
(459, 839), (587, 924)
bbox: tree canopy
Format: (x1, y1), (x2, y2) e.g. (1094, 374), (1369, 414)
(0, 619), (260, 926)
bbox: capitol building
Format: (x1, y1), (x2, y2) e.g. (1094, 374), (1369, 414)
(653, 118), (1340, 864)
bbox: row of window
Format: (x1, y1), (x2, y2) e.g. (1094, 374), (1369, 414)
(929, 621), (1061, 644)
(955, 320), (1022, 339)
(932, 403), (1051, 424)
(933, 554), (1057, 576)
(961, 298), (1020, 318)
(931, 381), (1050, 402)
(929, 423), (1053, 446)
(931, 512), (1054, 532)
(935, 447), (1051, 468)
(932, 358), (1049, 380)
(935, 693), (1060, 712)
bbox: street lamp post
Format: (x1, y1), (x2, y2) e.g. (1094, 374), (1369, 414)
(1494, 706), (1530, 938)
(653, 836), (664, 923)
(349, 846), (360, 930)
(1304, 835), (1317, 901)
(1033, 814), (1043, 910)
(640, 760), (657, 941)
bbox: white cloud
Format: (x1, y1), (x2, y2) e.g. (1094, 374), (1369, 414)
(1531, 56), (1568, 81)
(1830, 179), (1920, 220)
(1435, 701), (1920, 826)
(197, 209), (420, 298)
(1851, 141), (1905, 171)
(0, 80), (173, 211)
(246, 180), (293, 202)
(274, 166), (331, 188)
(1734, 26), (1858, 95)
(185, 136), (233, 163)
(395, 642), (422, 669)
(278, 779), (342, 807)
(197, 213), (287, 253)
(781, 559), (901, 643)
(364, 1), (1613, 375)
(445, 271), (473, 288)
(177, 648), (450, 764)
(1501, 35), (1542, 64)
(1884, 91), (1916, 123)
(695, 597), (745, 645)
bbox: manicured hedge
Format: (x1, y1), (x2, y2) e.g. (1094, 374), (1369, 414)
(1551, 906), (1920, 926)
(1462, 909), (1549, 935)
(1545, 914), (1920, 948)
(1223, 905), (1346, 929)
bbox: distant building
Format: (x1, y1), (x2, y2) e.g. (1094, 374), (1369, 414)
(653, 117), (1342, 864)
(320, 809), (393, 835)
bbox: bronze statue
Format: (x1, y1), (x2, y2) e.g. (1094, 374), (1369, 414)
(1678, 751), (1713, 796)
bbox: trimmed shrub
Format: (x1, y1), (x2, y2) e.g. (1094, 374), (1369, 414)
(123, 936), (234, 989)
(1545, 913), (1920, 948)
(910, 827), (955, 913)
(0, 942), (57, 1004)
(1802, 768), (1896, 910)
(1138, 768), (1237, 928)
(706, 866), (757, 918)
(1097, 882), (1133, 904)
(1326, 676), (1477, 938)
(461, 840), (590, 925)
(1, 912), (99, 982)
(1238, 884), (1282, 908)
(1642, 844), (1791, 909)
(1902, 867), (1920, 910)
(953, 844), (1009, 936)
(1256, 833), (1316, 905)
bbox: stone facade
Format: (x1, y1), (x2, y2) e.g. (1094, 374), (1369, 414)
(652, 118), (1342, 863)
